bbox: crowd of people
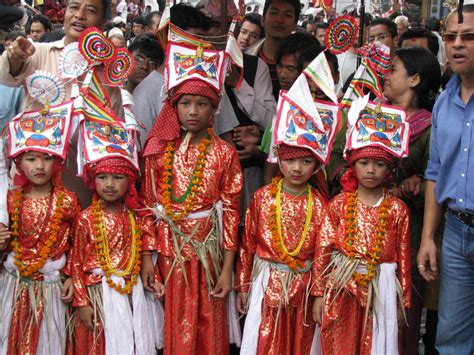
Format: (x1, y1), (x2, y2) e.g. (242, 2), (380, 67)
(0, 0), (473, 354)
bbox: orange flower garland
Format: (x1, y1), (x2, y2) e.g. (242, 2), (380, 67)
(11, 188), (65, 277)
(269, 177), (311, 272)
(161, 128), (213, 221)
(344, 191), (390, 287)
(92, 197), (142, 295)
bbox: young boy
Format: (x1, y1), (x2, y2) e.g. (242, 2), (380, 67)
(140, 41), (243, 353)
(235, 52), (339, 353)
(0, 113), (80, 354)
(235, 144), (328, 354)
(71, 157), (156, 354)
(312, 99), (412, 354)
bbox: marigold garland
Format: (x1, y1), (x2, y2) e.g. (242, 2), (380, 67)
(344, 191), (390, 287)
(162, 128), (213, 221)
(11, 188), (65, 277)
(269, 177), (312, 272)
(92, 197), (142, 294)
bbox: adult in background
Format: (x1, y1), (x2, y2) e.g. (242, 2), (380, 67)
(237, 12), (264, 52)
(25, 14), (52, 42)
(246, 0), (301, 100)
(425, 16), (447, 66)
(417, 5), (474, 354)
(144, 10), (161, 37)
(367, 17), (398, 59)
(395, 15), (409, 37)
(314, 22), (328, 46)
(399, 27), (439, 57)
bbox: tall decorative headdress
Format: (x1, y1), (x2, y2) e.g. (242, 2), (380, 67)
(7, 102), (74, 160)
(272, 52), (340, 164)
(344, 95), (410, 160)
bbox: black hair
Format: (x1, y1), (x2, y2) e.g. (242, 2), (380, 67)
(127, 33), (164, 65)
(170, 3), (213, 31)
(25, 15), (52, 34)
(302, 19), (316, 30)
(449, 4), (474, 25)
(315, 22), (329, 30)
(132, 15), (146, 26)
(144, 10), (161, 28)
(395, 47), (441, 111)
(241, 12), (264, 38)
(399, 27), (439, 56)
(5, 31), (26, 42)
(38, 29), (65, 43)
(324, 50), (338, 73)
(368, 18), (397, 38)
(424, 16), (441, 32)
(348, 9), (372, 24)
(263, 0), (301, 24)
(276, 32), (320, 72)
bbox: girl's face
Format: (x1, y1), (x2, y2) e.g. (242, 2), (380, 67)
(94, 173), (128, 203)
(280, 156), (317, 192)
(353, 158), (390, 190)
(177, 94), (215, 135)
(19, 152), (55, 187)
(383, 56), (417, 101)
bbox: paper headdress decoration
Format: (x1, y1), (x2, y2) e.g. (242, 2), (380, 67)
(7, 101), (74, 159)
(344, 95), (410, 159)
(273, 52), (339, 164)
(166, 42), (227, 94)
(80, 119), (139, 172)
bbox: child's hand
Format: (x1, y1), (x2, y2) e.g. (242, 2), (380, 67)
(0, 223), (11, 250)
(312, 296), (324, 324)
(61, 277), (74, 302)
(210, 269), (232, 298)
(78, 306), (94, 329)
(397, 307), (406, 327)
(151, 281), (165, 300)
(141, 253), (155, 292)
(236, 292), (248, 314)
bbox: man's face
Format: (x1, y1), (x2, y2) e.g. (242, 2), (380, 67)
(237, 20), (261, 51)
(315, 28), (327, 45)
(129, 50), (160, 86)
(64, 0), (105, 45)
(277, 53), (299, 90)
(368, 24), (397, 55)
(397, 22), (407, 37)
(29, 21), (48, 41)
(132, 22), (144, 36)
(445, 11), (474, 77)
(401, 37), (429, 51)
(305, 22), (316, 34)
(262, 1), (296, 40)
(146, 14), (161, 36)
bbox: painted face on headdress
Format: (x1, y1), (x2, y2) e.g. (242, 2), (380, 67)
(357, 108), (402, 149)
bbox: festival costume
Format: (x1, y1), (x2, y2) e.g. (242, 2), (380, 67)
(236, 52), (340, 355)
(141, 32), (243, 353)
(0, 111), (80, 355)
(70, 157), (156, 355)
(313, 96), (412, 355)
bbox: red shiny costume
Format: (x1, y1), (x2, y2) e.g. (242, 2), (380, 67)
(313, 192), (412, 354)
(141, 133), (242, 354)
(236, 183), (328, 354)
(3, 187), (80, 355)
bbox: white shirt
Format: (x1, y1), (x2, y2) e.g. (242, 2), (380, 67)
(116, 0), (127, 20)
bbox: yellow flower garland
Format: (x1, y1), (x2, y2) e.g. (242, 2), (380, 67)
(161, 128), (213, 221)
(11, 188), (65, 278)
(92, 197), (142, 295)
(269, 177), (313, 272)
(344, 191), (390, 287)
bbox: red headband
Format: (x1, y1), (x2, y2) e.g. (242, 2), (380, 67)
(277, 144), (316, 161)
(87, 157), (140, 210)
(143, 79), (219, 157)
(347, 146), (396, 166)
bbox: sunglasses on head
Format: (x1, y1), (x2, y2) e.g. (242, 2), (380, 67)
(442, 32), (474, 42)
